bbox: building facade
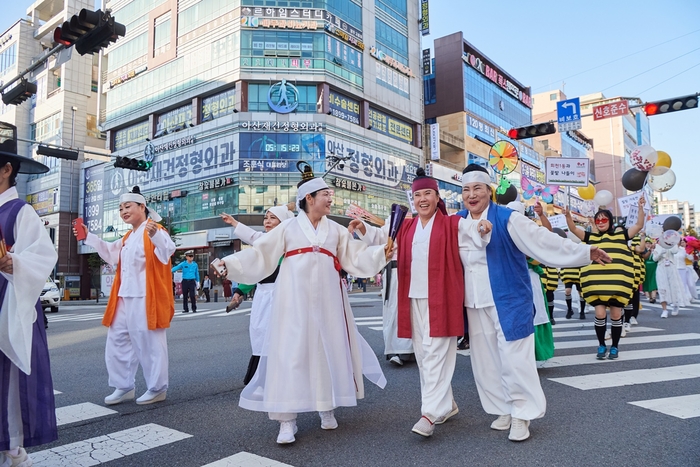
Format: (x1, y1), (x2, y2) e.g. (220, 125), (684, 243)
(78, 0), (425, 295)
(1, 0), (106, 297)
(657, 197), (695, 231)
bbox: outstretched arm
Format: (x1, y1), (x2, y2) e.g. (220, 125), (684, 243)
(534, 203), (552, 232)
(563, 207), (586, 241)
(627, 195), (646, 238)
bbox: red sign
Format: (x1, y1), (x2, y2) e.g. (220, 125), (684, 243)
(593, 100), (629, 121)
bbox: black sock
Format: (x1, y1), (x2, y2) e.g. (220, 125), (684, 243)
(611, 319), (623, 347)
(565, 294), (572, 312)
(580, 301), (586, 313)
(546, 291), (555, 320)
(594, 317), (607, 346)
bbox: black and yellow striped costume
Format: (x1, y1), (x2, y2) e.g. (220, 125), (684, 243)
(560, 267), (581, 287)
(629, 236), (646, 287)
(542, 266), (559, 292)
(580, 230), (635, 307)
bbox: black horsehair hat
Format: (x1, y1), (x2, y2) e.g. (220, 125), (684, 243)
(0, 121), (49, 174)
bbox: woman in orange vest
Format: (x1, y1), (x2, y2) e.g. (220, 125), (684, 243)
(74, 186), (175, 405)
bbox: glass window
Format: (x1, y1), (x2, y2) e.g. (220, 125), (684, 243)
(247, 83), (318, 113)
(0, 43), (17, 77)
(153, 12), (172, 57)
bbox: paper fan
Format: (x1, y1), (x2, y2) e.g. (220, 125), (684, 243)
(489, 141), (519, 175)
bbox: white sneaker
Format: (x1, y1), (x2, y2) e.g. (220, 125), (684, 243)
(661, 310), (668, 318)
(104, 388), (135, 405)
(435, 400), (459, 425)
(1, 447), (31, 467)
(508, 418), (530, 441)
(490, 414), (512, 431)
(136, 390), (166, 405)
(672, 306), (679, 316)
(319, 410), (338, 430)
(389, 355), (403, 366)
(411, 416), (434, 437)
(277, 420), (298, 444)
(629, 317), (638, 325)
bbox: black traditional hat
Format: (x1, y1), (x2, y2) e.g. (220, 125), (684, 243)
(0, 122), (49, 174)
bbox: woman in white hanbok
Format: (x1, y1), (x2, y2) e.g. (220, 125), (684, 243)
(221, 168), (387, 444)
(653, 243), (690, 317)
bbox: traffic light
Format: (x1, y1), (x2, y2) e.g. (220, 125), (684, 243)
(643, 94), (698, 116)
(36, 145), (79, 161)
(115, 156), (152, 171)
(507, 122), (556, 140)
(1, 79), (37, 106)
(54, 9), (126, 55)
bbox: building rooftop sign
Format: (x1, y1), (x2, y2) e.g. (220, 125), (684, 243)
(462, 40), (531, 109)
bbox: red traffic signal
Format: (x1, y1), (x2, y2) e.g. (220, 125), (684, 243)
(507, 122), (556, 140)
(644, 94), (698, 116)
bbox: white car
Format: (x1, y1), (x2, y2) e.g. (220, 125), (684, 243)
(41, 280), (61, 313)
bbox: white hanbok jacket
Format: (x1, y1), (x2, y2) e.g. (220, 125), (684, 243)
(223, 210), (388, 413)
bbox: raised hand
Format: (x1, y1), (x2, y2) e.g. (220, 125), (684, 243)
(220, 212), (238, 227)
(145, 219), (158, 237)
(477, 219), (492, 236)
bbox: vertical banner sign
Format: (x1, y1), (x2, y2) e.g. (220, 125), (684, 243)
(83, 165), (105, 235)
(420, 0), (430, 35)
(430, 123), (440, 161)
(422, 48), (431, 75)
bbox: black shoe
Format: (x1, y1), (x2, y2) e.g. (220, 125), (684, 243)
(457, 337), (470, 350)
(649, 298), (656, 304)
(192, 310), (197, 313)
(565, 310), (573, 319)
(579, 312), (586, 320)
(182, 310), (189, 313)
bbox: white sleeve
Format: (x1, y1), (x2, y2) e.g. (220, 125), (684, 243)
(356, 221), (389, 246)
(458, 217), (491, 248)
(0, 205), (58, 375)
(337, 226), (388, 278)
(652, 245), (665, 262)
(234, 223), (264, 245)
(222, 222), (286, 284)
(507, 211), (591, 268)
(84, 232), (122, 265)
(149, 229), (176, 264)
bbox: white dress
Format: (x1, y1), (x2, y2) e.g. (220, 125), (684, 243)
(654, 245), (690, 306)
(223, 211), (388, 414)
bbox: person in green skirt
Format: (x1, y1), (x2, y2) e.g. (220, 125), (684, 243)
(643, 237), (658, 303)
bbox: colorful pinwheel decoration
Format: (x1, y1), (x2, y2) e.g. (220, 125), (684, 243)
(489, 141), (519, 175)
(521, 176), (559, 204)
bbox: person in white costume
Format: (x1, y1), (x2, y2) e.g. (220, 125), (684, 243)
(220, 204), (294, 383)
(219, 164), (388, 445)
(653, 241), (690, 317)
(349, 218), (414, 366)
(77, 186), (176, 406)
(459, 164), (610, 442)
(0, 122), (58, 467)
(677, 238), (698, 301)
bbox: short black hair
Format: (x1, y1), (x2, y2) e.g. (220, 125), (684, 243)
(0, 157), (20, 187)
(462, 163), (489, 175)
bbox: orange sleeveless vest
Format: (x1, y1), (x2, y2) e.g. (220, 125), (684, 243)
(102, 225), (175, 330)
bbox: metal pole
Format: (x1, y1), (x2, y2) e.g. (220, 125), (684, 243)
(0, 44), (66, 94)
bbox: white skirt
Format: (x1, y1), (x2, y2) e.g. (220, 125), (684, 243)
(249, 283), (275, 355)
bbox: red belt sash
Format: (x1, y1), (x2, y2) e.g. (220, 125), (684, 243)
(284, 246), (341, 272)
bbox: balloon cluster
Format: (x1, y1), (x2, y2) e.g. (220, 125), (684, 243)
(576, 184), (614, 208)
(657, 216), (683, 249)
(622, 146), (674, 192)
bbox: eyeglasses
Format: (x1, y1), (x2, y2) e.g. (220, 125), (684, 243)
(594, 218), (609, 225)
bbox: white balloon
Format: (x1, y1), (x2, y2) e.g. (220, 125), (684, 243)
(593, 189), (613, 207)
(646, 223), (663, 239)
(648, 169), (676, 193)
(649, 165), (669, 176)
(629, 145), (658, 172)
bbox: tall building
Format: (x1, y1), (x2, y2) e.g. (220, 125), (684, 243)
(78, 0), (425, 296)
(657, 197), (695, 230)
(1, 0), (106, 296)
(533, 90), (651, 217)
(423, 32), (544, 212)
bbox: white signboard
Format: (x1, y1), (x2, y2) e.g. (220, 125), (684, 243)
(429, 123), (440, 161)
(617, 192), (643, 218)
(545, 157), (589, 187)
(548, 214), (568, 231)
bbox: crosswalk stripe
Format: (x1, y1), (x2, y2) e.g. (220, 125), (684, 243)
(176, 309), (226, 318)
(629, 394), (700, 419)
(369, 326), (383, 331)
(356, 321), (383, 326)
(31, 423), (192, 466)
(540, 345), (700, 368)
(201, 452), (294, 467)
(549, 363), (700, 390)
(554, 333), (700, 350)
(552, 327), (662, 338)
(56, 402), (117, 426)
(355, 316), (382, 321)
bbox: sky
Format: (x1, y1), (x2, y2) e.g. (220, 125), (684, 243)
(2, 0), (699, 211)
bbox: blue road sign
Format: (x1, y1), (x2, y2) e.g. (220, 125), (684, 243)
(557, 97), (582, 131)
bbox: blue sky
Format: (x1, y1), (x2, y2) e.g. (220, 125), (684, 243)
(2, 0), (699, 212)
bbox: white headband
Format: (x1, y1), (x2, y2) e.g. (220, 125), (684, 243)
(119, 193), (163, 222)
(267, 205), (294, 221)
(296, 178), (329, 202)
(462, 171), (492, 186)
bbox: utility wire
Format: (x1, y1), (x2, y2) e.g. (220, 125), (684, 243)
(634, 62), (700, 97)
(600, 46), (700, 92)
(533, 28), (700, 91)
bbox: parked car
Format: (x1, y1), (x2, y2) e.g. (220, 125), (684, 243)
(41, 280), (60, 313)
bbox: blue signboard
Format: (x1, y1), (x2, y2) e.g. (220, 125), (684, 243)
(557, 97), (581, 132)
(239, 133), (325, 173)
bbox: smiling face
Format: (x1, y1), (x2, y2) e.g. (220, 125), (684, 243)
(306, 189), (333, 217)
(119, 201), (147, 227)
(462, 182), (491, 218)
(263, 211), (282, 232)
(594, 213), (611, 232)
(413, 188), (439, 219)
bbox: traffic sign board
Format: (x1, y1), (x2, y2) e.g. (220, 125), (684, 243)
(557, 97), (582, 132)
(593, 100), (629, 121)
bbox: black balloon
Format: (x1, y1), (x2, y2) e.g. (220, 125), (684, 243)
(621, 168), (648, 192)
(662, 216), (682, 232)
(552, 228), (567, 239)
(496, 183), (518, 205)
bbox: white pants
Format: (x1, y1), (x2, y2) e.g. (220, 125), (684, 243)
(383, 271), (413, 355)
(7, 364), (22, 449)
(106, 297), (169, 393)
(410, 298), (456, 422)
(467, 305), (546, 421)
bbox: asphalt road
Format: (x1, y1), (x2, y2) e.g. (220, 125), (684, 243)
(34, 285), (700, 467)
